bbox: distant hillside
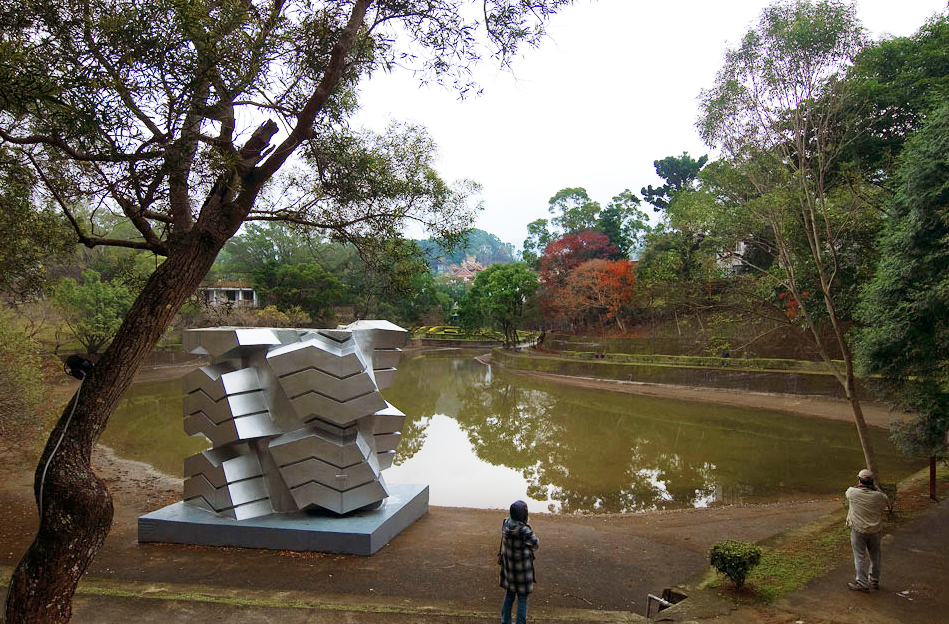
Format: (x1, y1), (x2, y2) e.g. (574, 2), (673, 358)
(416, 228), (516, 273)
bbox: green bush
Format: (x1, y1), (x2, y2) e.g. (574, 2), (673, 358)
(709, 540), (762, 589)
(0, 312), (45, 435)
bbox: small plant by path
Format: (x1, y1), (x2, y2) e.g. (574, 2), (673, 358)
(709, 540), (762, 590)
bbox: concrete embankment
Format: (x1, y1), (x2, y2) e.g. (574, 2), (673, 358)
(491, 348), (874, 399)
(488, 348), (908, 427)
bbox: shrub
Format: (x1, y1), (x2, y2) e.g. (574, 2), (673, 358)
(255, 305), (312, 328)
(0, 312), (44, 435)
(55, 269), (134, 354)
(709, 540), (762, 589)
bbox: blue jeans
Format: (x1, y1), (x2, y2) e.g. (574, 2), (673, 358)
(501, 589), (529, 624)
(851, 530), (882, 587)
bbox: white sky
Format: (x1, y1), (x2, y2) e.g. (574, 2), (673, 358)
(354, 0), (947, 251)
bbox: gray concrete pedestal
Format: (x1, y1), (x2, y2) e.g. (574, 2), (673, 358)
(138, 483), (428, 556)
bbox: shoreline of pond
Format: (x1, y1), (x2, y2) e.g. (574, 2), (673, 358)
(482, 353), (911, 429)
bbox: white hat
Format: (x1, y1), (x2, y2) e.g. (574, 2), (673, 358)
(858, 469), (874, 480)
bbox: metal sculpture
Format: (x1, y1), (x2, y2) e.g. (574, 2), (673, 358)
(180, 320), (408, 519)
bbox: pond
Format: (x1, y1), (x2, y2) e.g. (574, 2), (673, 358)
(102, 350), (922, 514)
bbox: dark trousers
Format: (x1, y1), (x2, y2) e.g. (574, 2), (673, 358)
(501, 589), (529, 624)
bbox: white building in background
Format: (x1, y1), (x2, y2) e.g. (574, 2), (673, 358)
(199, 280), (258, 307)
(718, 241), (747, 273)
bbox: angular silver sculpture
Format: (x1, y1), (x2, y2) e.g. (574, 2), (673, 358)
(180, 320), (408, 518)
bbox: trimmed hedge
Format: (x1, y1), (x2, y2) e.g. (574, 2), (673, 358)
(709, 540), (762, 589)
(413, 325), (503, 341)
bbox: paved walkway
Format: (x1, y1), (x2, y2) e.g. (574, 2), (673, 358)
(653, 492), (949, 624)
(770, 492), (949, 624)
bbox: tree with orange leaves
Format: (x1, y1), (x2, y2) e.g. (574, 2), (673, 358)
(553, 259), (637, 331)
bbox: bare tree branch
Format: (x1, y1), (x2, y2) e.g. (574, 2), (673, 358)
(0, 128), (162, 162)
(254, 0), (373, 185)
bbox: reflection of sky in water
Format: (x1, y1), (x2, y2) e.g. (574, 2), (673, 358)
(634, 466), (715, 509)
(385, 414), (554, 511)
(382, 353), (922, 513)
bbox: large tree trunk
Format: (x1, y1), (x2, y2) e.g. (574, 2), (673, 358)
(4, 235), (225, 624)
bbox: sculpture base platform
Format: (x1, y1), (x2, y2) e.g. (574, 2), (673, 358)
(138, 483), (428, 556)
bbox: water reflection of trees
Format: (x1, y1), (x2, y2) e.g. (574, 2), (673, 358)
(453, 372), (717, 513)
(382, 353), (488, 465)
(384, 353), (921, 513)
(454, 368), (918, 513)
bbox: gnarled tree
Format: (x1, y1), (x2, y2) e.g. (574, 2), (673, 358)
(0, 1), (574, 621)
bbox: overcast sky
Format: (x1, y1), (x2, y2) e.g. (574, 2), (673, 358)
(354, 0), (947, 251)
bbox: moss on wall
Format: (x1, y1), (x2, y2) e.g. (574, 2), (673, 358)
(493, 349), (871, 398)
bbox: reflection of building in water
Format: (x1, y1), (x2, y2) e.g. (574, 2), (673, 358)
(708, 481), (754, 507)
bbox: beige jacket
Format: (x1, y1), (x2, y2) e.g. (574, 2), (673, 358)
(846, 485), (889, 533)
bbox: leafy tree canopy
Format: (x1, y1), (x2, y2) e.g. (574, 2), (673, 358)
(0, 149), (74, 301)
(641, 152), (709, 212)
(523, 187), (649, 263)
(537, 231), (618, 286)
(558, 258), (637, 331)
(55, 269), (135, 354)
(253, 261), (344, 324)
(458, 262), (539, 346)
(856, 101), (949, 457)
(844, 13), (949, 183)
(215, 223), (318, 280)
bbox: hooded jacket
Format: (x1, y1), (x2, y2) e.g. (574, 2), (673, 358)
(498, 517), (539, 595)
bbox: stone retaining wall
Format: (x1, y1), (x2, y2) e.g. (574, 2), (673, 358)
(492, 348), (875, 399)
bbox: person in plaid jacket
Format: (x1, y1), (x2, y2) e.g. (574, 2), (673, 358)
(498, 500), (539, 624)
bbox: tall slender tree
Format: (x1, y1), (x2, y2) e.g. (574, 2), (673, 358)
(697, 0), (882, 477)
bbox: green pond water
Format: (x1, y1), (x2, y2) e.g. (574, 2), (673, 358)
(102, 350), (922, 513)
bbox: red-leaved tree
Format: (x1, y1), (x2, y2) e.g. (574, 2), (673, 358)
(537, 231), (618, 286)
(537, 232), (620, 329)
(556, 259), (637, 331)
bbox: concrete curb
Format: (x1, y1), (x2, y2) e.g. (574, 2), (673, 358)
(0, 567), (646, 623)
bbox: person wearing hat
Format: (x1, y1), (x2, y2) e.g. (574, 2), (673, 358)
(845, 468), (889, 592)
(498, 500), (539, 624)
